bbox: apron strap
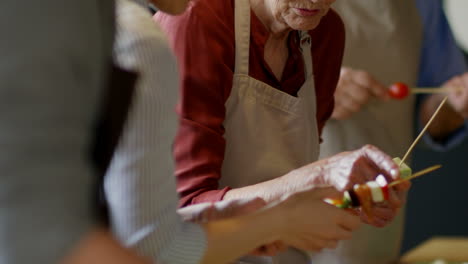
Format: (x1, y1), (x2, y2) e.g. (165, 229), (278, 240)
(234, 0), (251, 75)
(299, 31), (313, 80)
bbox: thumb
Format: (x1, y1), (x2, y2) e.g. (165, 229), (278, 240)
(353, 70), (389, 100)
(369, 79), (390, 100)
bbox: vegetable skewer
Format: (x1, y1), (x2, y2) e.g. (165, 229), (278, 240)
(389, 164), (442, 187)
(388, 82), (463, 99)
(325, 162), (441, 217)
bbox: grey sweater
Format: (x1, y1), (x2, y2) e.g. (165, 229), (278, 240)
(0, 0), (114, 263)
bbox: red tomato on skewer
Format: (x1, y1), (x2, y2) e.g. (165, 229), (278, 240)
(389, 82), (409, 99)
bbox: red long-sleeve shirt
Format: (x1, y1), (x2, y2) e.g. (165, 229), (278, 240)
(155, 0), (345, 207)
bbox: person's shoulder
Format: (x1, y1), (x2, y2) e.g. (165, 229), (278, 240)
(116, 0), (168, 47)
(115, 0), (173, 69)
(308, 8), (345, 38)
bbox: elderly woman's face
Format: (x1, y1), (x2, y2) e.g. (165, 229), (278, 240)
(273, 0), (336, 31)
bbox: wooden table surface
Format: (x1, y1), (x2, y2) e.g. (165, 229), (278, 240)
(400, 237), (468, 263)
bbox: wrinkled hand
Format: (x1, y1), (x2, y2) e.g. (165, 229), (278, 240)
(444, 72), (468, 118)
(319, 145), (399, 191)
(318, 145), (405, 227)
(359, 180), (411, 227)
(332, 67), (390, 120)
(178, 198), (286, 256)
(276, 187), (361, 252)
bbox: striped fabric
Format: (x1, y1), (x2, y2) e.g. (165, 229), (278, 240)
(104, 0), (207, 263)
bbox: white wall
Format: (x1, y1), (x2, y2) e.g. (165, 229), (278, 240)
(444, 0), (468, 52)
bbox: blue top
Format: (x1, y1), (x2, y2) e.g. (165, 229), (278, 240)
(416, 0), (468, 150)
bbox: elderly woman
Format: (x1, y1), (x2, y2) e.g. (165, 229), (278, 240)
(105, 0), (365, 263)
(155, 0), (409, 263)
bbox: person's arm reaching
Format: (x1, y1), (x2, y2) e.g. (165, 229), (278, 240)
(416, 0), (468, 147)
(62, 230), (151, 264)
(156, 2), (235, 206)
(105, 1), (208, 263)
(331, 67), (390, 120)
(199, 186), (361, 264)
(420, 73), (468, 143)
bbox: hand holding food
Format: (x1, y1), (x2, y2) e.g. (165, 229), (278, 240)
(332, 67), (390, 120)
(178, 198), (286, 256)
(326, 159), (441, 227)
(318, 145), (400, 191)
(317, 148), (415, 227)
(387, 80), (466, 101)
(443, 72), (468, 118)
(274, 187), (361, 252)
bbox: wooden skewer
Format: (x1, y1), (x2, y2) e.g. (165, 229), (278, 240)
(400, 96), (449, 166)
(389, 164), (442, 187)
(412, 87), (463, 94)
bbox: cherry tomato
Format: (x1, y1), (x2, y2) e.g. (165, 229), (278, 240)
(388, 82), (409, 99)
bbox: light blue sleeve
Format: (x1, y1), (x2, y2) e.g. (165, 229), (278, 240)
(105, 1), (207, 264)
(416, 0), (467, 87)
(415, 0), (468, 151)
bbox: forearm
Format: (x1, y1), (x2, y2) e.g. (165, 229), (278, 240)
(223, 165), (324, 202)
(420, 94), (465, 141)
(199, 205), (282, 264)
(62, 229), (151, 264)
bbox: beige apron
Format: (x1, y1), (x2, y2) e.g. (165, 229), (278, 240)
(313, 1), (423, 264)
(221, 0), (319, 262)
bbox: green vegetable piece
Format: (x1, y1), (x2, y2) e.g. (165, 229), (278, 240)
(393, 157), (412, 179)
(337, 191), (352, 209)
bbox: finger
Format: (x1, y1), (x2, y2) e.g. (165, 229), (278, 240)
(264, 242), (284, 256)
(393, 180), (411, 192)
(325, 240), (339, 249)
(273, 241), (288, 252)
(369, 206), (395, 221)
(367, 217), (389, 228)
(345, 208), (360, 216)
(459, 77), (468, 116)
(358, 208), (390, 227)
(361, 145), (400, 180)
(387, 188), (403, 209)
(337, 210), (361, 231)
(353, 71), (389, 99)
(332, 105), (353, 120)
(305, 238), (336, 252)
(339, 94), (363, 114)
(354, 157), (385, 183)
(249, 246), (267, 256)
(250, 243), (280, 256)
(369, 80), (390, 100)
(343, 82), (372, 105)
(330, 225), (353, 240)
